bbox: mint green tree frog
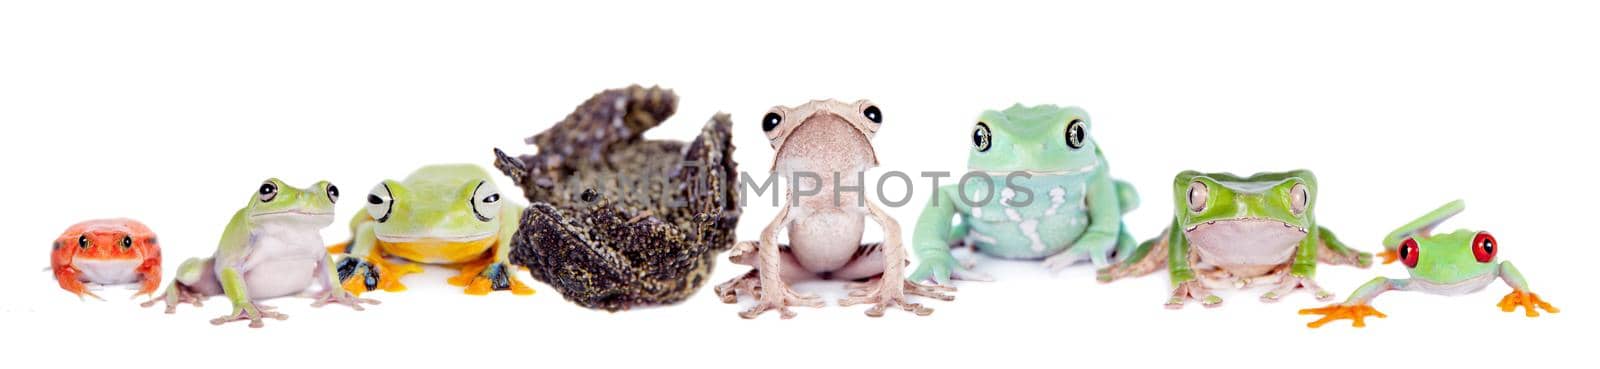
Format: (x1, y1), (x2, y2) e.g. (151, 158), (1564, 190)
(141, 179), (376, 328)
(329, 164), (532, 296)
(1300, 200), (1558, 328)
(1098, 170), (1372, 308)
(909, 104), (1139, 284)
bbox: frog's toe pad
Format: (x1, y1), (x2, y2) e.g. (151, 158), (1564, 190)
(1376, 250), (1399, 265)
(1498, 290), (1558, 317)
(1299, 304), (1386, 328)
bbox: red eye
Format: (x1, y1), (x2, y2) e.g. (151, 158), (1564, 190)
(1399, 238), (1420, 268)
(1472, 232), (1497, 263)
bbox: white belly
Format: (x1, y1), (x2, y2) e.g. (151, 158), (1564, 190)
(237, 223), (327, 299)
(1409, 272), (1497, 296)
(787, 209), (866, 273)
(72, 259), (143, 284)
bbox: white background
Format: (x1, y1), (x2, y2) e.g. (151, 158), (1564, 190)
(2, 1), (1593, 367)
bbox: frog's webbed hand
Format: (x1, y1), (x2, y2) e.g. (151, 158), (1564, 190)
(1379, 200), (1466, 264)
(1299, 277), (1399, 328)
(740, 205), (824, 319)
(1495, 261), (1558, 317)
(449, 203), (536, 296)
(311, 249), (379, 310)
(331, 220), (422, 295)
(1163, 228), (1221, 309)
(840, 201), (953, 317)
(140, 257), (208, 313)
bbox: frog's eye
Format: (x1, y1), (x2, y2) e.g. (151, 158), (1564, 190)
(972, 122), (993, 152)
(1289, 183), (1310, 215)
(1399, 238), (1421, 268)
(120, 235), (133, 250)
(862, 105), (883, 124)
(258, 181), (279, 203)
(1472, 232), (1497, 263)
(761, 112), (782, 132)
(1186, 181), (1209, 213)
(470, 181), (502, 222)
(365, 183), (394, 223)
(326, 184), (340, 204)
(1065, 119), (1087, 149)
(77, 235), (90, 250)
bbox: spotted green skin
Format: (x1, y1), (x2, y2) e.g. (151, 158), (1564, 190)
(909, 104), (1138, 284)
(1338, 200), (1532, 304)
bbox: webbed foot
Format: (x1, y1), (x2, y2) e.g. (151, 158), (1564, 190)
(840, 278), (955, 317)
(1498, 290), (1559, 317)
(739, 283), (823, 320)
(910, 252), (991, 284)
(1166, 281), (1222, 309)
(449, 259), (535, 296)
(1299, 304), (1387, 328)
(1045, 231), (1119, 270)
(140, 284), (204, 314)
(334, 255), (421, 295)
(210, 302), (288, 328)
(1260, 275), (1334, 303)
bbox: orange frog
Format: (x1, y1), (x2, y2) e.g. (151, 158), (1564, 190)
(51, 219), (161, 300)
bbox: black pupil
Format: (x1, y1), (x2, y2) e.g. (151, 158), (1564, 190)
(79, 236), (88, 247)
(328, 185), (339, 198)
(973, 123), (990, 150)
(485, 194), (499, 203)
(1482, 239), (1494, 253)
(1067, 122), (1085, 147)
(581, 189), (598, 202)
(762, 113), (781, 132)
(367, 194), (383, 205)
(863, 106), (882, 123)
(260, 184), (275, 195)
(1400, 244), (1411, 260)
(122, 237), (132, 247)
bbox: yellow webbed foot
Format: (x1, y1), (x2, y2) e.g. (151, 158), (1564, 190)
(334, 254), (422, 296)
(448, 258), (534, 296)
(1498, 290), (1558, 317)
(1299, 304), (1387, 328)
(1377, 250), (1399, 265)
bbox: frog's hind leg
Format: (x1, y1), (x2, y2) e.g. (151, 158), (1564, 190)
(1097, 230), (1170, 282)
(834, 242), (956, 305)
(140, 257), (217, 313)
(1315, 227), (1373, 268)
(716, 242), (821, 304)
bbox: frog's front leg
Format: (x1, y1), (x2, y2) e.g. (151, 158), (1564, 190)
(331, 219), (422, 295)
(311, 249), (379, 310)
(1299, 276), (1401, 328)
(909, 185), (985, 284)
(739, 205), (824, 319)
(840, 200), (953, 317)
(210, 267), (286, 328)
(1045, 169), (1124, 269)
(1494, 261), (1558, 317)
(1161, 222), (1221, 309)
(448, 203), (535, 296)
(1261, 232), (1334, 303)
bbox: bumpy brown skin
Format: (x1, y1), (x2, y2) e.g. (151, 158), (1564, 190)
(494, 85), (741, 311)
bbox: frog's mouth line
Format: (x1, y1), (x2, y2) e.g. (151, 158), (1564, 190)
(251, 210), (335, 218)
(376, 231), (496, 243)
(978, 161), (1099, 177)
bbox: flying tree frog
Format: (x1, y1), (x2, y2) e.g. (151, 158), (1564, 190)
(909, 104), (1139, 284)
(50, 219), (162, 300)
(1300, 200), (1558, 328)
(142, 179), (374, 328)
(1098, 170), (1372, 308)
(716, 99), (951, 319)
(330, 164), (533, 296)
